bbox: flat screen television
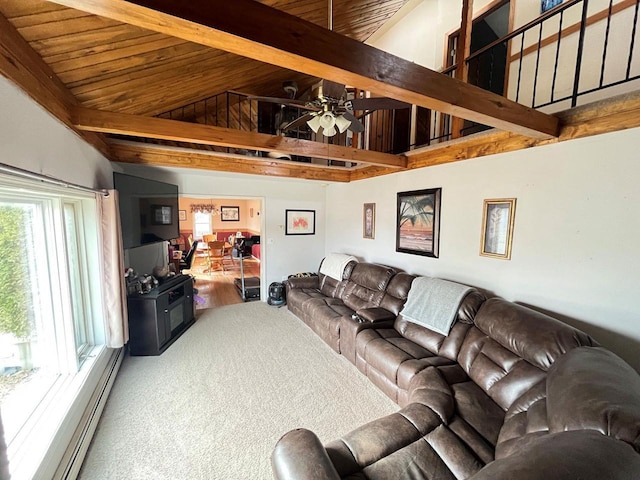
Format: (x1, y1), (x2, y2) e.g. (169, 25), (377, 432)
(114, 172), (179, 249)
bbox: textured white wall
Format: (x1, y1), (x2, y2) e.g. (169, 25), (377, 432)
(0, 77), (112, 188)
(325, 128), (640, 371)
(367, 0), (496, 71)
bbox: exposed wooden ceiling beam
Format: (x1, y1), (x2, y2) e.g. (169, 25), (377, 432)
(48, 0), (560, 139)
(110, 141), (352, 183)
(351, 91), (640, 180)
(0, 11), (110, 156)
(73, 107), (407, 169)
(105, 91), (640, 183)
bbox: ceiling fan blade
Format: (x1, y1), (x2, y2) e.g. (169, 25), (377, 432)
(349, 97), (412, 111)
(282, 112), (317, 132)
(341, 112), (365, 133)
(247, 96), (318, 111)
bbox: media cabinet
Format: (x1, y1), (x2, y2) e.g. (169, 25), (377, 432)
(127, 274), (195, 356)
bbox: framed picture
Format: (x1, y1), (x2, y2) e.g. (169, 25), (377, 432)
(221, 206), (240, 222)
(178, 209), (187, 221)
(541, 0), (562, 13)
(151, 205), (172, 225)
(480, 198), (517, 260)
(363, 203), (376, 239)
(285, 209), (315, 235)
(396, 188), (441, 257)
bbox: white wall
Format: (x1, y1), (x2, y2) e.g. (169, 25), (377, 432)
(325, 127), (640, 371)
(367, 0), (496, 71)
(114, 163), (328, 298)
(0, 77), (112, 188)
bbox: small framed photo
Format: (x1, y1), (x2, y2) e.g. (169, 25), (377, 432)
(221, 206), (240, 222)
(397, 188), (441, 257)
(480, 198), (517, 260)
(285, 209), (315, 235)
(151, 205), (172, 225)
(363, 203), (375, 239)
(541, 0), (562, 13)
(178, 209), (187, 221)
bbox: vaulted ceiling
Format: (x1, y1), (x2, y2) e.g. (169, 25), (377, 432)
(2, 1), (635, 183)
(0, 0), (409, 115)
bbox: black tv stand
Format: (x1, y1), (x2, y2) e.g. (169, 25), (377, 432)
(127, 274), (195, 356)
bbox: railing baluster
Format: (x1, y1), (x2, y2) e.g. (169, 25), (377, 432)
(532, 22), (544, 108)
(551, 10), (564, 103)
(627, 0), (640, 80)
(572, 0), (589, 107)
(516, 33), (525, 103)
(600, 0), (615, 88)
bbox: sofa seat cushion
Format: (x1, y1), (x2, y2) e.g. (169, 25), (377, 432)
(287, 287), (326, 307)
(300, 297), (355, 352)
(356, 328), (454, 404)
(324, 402), (488, 480)
(409, 367), (504, 463)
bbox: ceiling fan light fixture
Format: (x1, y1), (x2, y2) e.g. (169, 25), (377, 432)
(323, 125), (337, 137)
(319, 112), (336, 131)
(335, 114), (351, 133)
(307, 114), (322, 133)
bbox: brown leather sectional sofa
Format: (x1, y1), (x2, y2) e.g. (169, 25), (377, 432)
(275, 261), (640, 479)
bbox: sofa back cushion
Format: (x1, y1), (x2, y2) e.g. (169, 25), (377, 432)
(546, 347), (640, 451)
(393, 290), (486, 361)
(379, 273), (416, 315)
(342, 263), (396, 311)
(457, 298), (597, 411)
(497, 346), (640, 459)
(319, 260), (357, 298)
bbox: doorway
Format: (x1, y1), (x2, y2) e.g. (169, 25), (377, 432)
(446, 0), (511, 135)
(176, 196), (263, 308)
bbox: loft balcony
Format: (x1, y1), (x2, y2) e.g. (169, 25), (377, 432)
(1, 0), (639, 182)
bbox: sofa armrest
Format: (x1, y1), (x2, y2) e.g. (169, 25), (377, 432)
(286, 276), (319, 290)
(356, 307), (396, 323)
(469, 431), (640, 480)
(272, 429), (341, 480)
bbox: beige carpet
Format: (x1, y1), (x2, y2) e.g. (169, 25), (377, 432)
(79, 302), (397, 479)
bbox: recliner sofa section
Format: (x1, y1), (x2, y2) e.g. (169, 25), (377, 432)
(274, 294), (640, 479)
(355, 289), (485, 406)
(286, 261), (403, 353)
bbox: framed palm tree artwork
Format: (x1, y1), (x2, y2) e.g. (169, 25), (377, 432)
(396, 188), (441, 257)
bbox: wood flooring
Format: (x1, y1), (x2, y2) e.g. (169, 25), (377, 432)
(185, 253), (261, 309)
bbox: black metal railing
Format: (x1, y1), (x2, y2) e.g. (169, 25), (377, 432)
(413, 0), (640, 150)
(157, 91), (258, 131)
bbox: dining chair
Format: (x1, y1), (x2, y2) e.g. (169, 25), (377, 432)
(205, 241), (226, 273)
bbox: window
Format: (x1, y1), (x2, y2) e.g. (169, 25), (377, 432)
(0, 174), (107, 479)
(194, 211), (212, 239)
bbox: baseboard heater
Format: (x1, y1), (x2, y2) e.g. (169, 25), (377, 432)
(54, 347), (124, 480)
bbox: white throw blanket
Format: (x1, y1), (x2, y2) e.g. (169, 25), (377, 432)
(400, 277), (473, 335)
(319, 253), (358, 281)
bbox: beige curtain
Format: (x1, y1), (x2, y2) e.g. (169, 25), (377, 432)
(99, 190), (129, 347)
(0, 408), (8, 480)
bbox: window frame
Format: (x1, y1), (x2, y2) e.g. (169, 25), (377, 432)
(0, 173), (108, 479)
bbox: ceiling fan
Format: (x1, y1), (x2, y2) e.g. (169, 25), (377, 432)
(250, 79), (411, 137)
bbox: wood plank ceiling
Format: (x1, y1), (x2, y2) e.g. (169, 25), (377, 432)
(0, 0), (409, 116)
(2, 0), (598, 182)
